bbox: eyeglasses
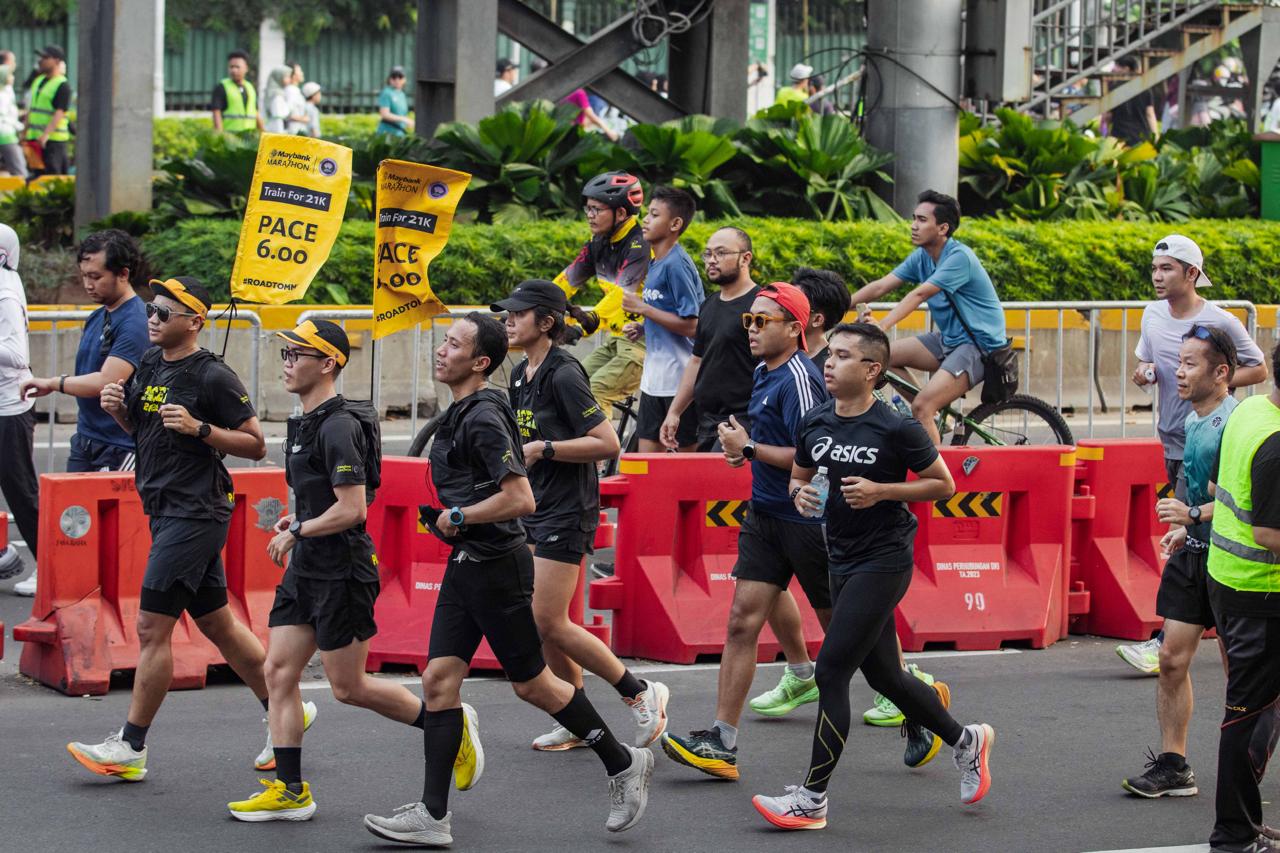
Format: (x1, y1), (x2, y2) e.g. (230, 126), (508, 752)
(145, 302), (199, 323)
(742, 313), (787, 331)
(701, 249), (743, 263)
(280, 348), (329, 365)
(583, 205), (613, 218)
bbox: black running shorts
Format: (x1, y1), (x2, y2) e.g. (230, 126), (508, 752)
(428, 546), (546, 683)
(732, 506), (832, 610)
(139, 516), (230, 617)
(525, 524), (594, 565)
(1156, 545), (1214, 629)
(269, 572), (380, 652)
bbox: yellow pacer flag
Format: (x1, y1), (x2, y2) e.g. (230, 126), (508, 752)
(230, 133), (352, 305)
(373, 160), (471, 340)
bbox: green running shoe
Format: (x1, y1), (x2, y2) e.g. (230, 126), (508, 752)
(863, 664), (935, 727)
(749, 670), (819, 717)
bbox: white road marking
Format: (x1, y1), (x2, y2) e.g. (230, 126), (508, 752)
(1082, 846), (1208, 853)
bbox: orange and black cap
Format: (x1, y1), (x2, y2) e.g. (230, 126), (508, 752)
(149, 276), (212, 317)
(276, 319), (350, 367)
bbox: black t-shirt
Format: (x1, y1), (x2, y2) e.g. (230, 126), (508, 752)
(1110, 88), (1157, 144)
(126, 348), (257, 521)
(810, 346), (830, 372)
(795, 398), (939, 573)
(691, 285), (761, 416)
(285, 396), (379, 583)
(1213, 432), (1280, 617)
(509, 346), (607, 533)
(35, 77), (71, 113)
(428, 387), (529, 559)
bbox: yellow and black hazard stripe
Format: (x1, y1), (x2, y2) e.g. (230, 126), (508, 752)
(706, 499), (749, 527)
(932, 491), (1003, 518)
(1156, 482), (1175, 500)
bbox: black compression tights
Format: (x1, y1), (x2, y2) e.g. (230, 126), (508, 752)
(804, 569), (965, 793)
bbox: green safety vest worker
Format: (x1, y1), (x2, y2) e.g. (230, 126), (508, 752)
(219, 77), (258, 133)
(25, 74), (70, 142)
(1208, 393), (1280, 592)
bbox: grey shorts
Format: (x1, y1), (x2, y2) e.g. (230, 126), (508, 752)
(917, 332), (985, 385)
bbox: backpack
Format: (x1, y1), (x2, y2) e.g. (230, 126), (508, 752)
(287, 396), (382, 503)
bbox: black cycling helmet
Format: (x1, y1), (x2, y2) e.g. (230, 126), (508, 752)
(582, 171), (644, 215)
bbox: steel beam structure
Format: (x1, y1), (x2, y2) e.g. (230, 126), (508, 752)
(416, 0), (498, 138)
(668, 0), (750, 122)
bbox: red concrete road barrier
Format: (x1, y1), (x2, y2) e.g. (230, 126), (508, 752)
(897, 445), (1077, 651)
(15, 469), (289, 695)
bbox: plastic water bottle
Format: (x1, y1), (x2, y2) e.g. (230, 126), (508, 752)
(806, 466), (830, 519)
(891, 394), (912, 417)
(1139, 366), (1155, 396)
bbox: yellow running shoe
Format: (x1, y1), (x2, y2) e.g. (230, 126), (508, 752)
(228, 778), (317, 822)
(455, 702), (485, 791)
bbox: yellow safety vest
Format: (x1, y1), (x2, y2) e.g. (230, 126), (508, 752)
(1208, 393), (1280, 593)
(220, 78), (258, 133)
(26, 74), (70, 142)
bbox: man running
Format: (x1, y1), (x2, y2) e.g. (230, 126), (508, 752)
(1116, 235), (1266, 675)
(752, 322), (994, 832)
(1205, 341), (1280, 852)
(556, 171), (650, 418)
(848, 190), (1006, 446)
(67, 277), (302, 781)
(791, 267), (850, 370)
(228, 320), (468, 822)
(363, 313), (652, 846)
(661, 283), (830, 780)
(494, 280), (669, 752)
(1122, 325), (1238, 800)
(623, 185), (703, 452)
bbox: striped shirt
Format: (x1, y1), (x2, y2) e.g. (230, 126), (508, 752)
(746, 350), (828, 522)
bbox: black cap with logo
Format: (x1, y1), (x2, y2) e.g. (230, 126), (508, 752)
(490, 279), (568, 314)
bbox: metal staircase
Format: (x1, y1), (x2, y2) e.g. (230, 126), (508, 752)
(1025, 1), (1279, 124)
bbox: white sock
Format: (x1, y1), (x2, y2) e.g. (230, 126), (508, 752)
(799, 785), (826, 802)
(713, 720), (738, 750)
(787, 661), (816, 681)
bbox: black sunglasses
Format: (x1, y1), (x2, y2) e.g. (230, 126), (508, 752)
(1184, 324), (1235, 362)
(145, 302), (199, 323)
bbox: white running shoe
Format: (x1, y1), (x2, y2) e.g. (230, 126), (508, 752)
(13, 573), (36, 597)
(532, 723), (586, 751)
(752, 785), (829, 830)
(606, 745), (654, 833)
(954, 723), (995, 805)
(623, 679), (670, 747)
(0, 544), (24, 580)
(364, 802), (452, 846)
(1116, 636), (1162, 675)
(66, 730), (147, 781)
(254, 700), (319, 770)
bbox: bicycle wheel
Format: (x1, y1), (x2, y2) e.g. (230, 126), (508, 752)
(953, 394), (1074, 447)
(601, 403), (641, 478)
(407, 412), (447, 458)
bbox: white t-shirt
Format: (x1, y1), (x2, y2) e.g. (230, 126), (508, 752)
(1135, 298), (1264, 459)
(0, 271), (33, 416)
(265, 93), (290, 133)
(285, 84), (308, 134)
(494, 79), (513, 97)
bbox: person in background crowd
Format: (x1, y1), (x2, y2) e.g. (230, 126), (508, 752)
(776, 63), (815, 108)
(23, 45), (70, 176)
(0, 51), (14, 70)
(792, 267), (850, 370)
(1107, 55), (1160, 144)
(17, 229), (152, 597)
(263, 66), (304, 135)
(285, 61), (309, 135)
(300, 82), (322, 138)
(495, 58), (518, 97)
(0, 224), (37, 582)
(377, 67), (413, 136)
(0, 64), (27, 179)
(624, 185), (703, 453)
(560, 87), (618, 141)
(212, 50), (264, 134)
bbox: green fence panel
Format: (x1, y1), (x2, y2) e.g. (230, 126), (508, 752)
(290, 29), (417, 114)
(164, 29), (249, 112)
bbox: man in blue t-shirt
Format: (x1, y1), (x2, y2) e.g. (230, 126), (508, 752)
(661, 282), (830, 782)
(849, 190), (1007, 445)
(623, 186), (704, 451)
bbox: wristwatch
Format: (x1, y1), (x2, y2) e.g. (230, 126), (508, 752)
(741, 442), (757, 460)
(448, 506), (466, 527)
(197, 422), (212, 440)
(1188, 505), (1202, 523)
(288, 519), (305, 539)
(542, 440), (556, 460)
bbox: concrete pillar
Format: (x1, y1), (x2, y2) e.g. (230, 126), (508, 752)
(864, 0), (963, 215)
(74, 0), (158, 229)
(668, 0), (750, 121)
(1239, 7), (1280, 132)
(153, 0), (166, 117)
(416, 0), (496, 137)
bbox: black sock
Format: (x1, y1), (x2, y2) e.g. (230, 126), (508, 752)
(552, 689), (632, 776)
(422, 708), (463, 820)
(411, 701), (427, 730)
(259, 696), (270, 713)
(121, 721), (148, 752)
(612, 670), (645, 700)
(1163, 751), (1188, 771)
(275, 746), (302, 788)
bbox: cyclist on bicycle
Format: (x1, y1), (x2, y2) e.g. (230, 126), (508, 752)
(848, 190), (1006, 446)
(555, 171), (651, 419)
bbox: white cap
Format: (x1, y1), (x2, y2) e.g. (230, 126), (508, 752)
(301, 81), (322, 98)
(789, 62), (814, 81)
(1153, 234), (1212, 288)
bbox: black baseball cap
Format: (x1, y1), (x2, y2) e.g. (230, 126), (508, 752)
(496, 58), (516, 74)
(37, 45), (66, 61)
(491, 279), (567, 313)
(149, 276), (212, 317)
(276, 319), (351, 367)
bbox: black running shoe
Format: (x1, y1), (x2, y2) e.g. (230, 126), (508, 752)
(590, 563), (615, 579)
(902, 679), (950, 769)
(1121, 749), (1197, 798)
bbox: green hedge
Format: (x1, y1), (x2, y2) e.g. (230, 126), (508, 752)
(154, 115), (397, 165)
(139, 217), (1280, 305)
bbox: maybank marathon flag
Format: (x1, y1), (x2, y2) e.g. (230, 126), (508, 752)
(373, 160), (471, 340)
(230, 134), (352, 305)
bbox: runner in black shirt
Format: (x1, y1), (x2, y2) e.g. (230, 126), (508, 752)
(494, 280), (670, 753)
(364, 313), (653, 847)
(67, 277), (274, 783)
(661, 226), (761, 451)
(226, 320), (448, 822)
(792, 267), (850, 371)
(752, 323), (995, 833)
